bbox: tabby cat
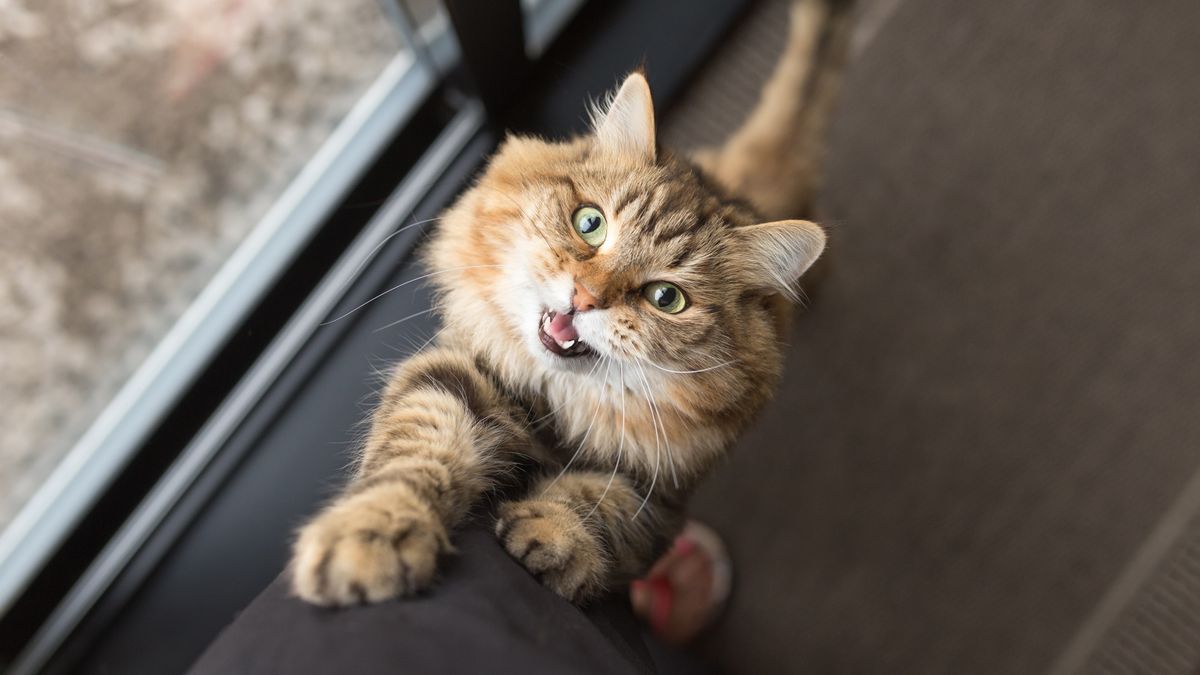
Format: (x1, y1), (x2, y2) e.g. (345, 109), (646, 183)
(290, 0), (845, 606)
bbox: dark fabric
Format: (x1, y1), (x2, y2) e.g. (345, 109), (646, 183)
(187, 523), (653, 675)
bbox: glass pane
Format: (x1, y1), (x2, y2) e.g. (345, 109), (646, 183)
(521, 0), (585, 56)
(405, 0), (443, 28)
(0, 0), (405, 531)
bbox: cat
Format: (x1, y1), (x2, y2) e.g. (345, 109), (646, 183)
(290, 0), (847, 606)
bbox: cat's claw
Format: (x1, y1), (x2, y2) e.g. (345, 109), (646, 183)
(496, 499), (606, 604)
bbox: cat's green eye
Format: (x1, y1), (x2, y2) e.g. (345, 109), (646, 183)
(643, 281), (687, 314)
(571, 206), (607, 247)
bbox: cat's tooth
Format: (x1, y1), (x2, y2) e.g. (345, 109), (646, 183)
(562, 339), (575, 349)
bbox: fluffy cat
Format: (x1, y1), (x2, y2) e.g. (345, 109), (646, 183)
(290, 0), (846, 606)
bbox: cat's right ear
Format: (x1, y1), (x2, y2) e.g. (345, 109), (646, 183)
(735, 219), (826, 298)
(592, 72), (656, 161)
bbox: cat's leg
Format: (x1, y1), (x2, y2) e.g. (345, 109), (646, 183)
(495, 471), (683, 604)
(290, 349), (534, 606)
(692, 0), (853, 221)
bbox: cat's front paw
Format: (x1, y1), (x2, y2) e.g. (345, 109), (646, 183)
(496, 499), (606, 603)
(291, 491), (450, 606)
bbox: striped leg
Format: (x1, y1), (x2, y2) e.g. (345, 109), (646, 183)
(290, 349), (534, 606)
(495, 471), (682, 604)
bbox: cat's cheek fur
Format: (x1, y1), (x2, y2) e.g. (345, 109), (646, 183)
(493, 245), (569, 365)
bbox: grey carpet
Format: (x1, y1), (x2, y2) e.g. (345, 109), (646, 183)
(1052, 471), (1200, 675)
(663, 0), (1200, 673)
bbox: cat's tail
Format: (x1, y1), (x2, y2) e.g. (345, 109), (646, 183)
(693, 0), (854, 221)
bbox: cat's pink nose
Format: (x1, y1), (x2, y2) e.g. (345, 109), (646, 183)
(572, 281), (602, 313)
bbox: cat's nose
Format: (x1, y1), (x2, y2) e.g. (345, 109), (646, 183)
(572, 281), (602, 313)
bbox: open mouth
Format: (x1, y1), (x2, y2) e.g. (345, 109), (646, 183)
(538, 309), (593, 358)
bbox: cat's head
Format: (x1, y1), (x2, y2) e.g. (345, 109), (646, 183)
(429, 73), (824, 409)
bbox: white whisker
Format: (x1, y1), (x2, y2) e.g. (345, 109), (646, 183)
(415, 329), (441, 353)
(544, 357), (611, 492)
(320, 264), (508, 326)
(586, 365), (625, 521)
(641, 358), (737, 375)
(371, 307), (436, 333)
(631, 363), (661, 519)
(528, 357), (604, 427)
(350, 216), (442, 280)
(634, 360), (678, 489)
(390, 327), (443, 359)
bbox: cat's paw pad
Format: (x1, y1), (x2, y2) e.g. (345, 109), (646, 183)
(495, 500), (605, 603)
(291, 494), (449, 606)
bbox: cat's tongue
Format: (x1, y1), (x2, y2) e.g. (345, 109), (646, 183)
(546, 311), (578, 344)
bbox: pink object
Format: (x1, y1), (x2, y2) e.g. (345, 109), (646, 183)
(632, 521), (733, 642)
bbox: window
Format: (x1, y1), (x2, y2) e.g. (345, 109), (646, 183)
(0, 0), (455, 613)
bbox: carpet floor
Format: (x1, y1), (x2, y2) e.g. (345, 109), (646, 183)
(665, 1), (1200, 673)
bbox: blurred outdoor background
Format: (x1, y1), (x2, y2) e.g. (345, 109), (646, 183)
(0, 0), (407, 528)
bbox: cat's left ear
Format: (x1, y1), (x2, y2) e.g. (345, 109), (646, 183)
(735, 220), (827, 297)
(593, 72), (656, 161)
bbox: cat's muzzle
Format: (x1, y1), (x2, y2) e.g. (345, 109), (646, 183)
(538, 309), (593, 358)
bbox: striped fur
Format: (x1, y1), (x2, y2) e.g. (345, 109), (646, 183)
(291, 0), (846, 606)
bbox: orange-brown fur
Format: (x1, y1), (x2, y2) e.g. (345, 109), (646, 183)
(291, 0), (845, 606)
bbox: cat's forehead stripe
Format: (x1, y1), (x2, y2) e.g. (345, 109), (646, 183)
(611, 183), (641, 216)
(624, 187), (661, 227)
(667, 246), (692, 270)
(650, 210), (703, 243)
(541, 173), (583, 203)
